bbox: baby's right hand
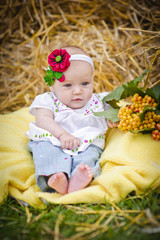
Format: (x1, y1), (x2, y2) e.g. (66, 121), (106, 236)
(107, 119), (119, 128)
(59, 132), (80, 150)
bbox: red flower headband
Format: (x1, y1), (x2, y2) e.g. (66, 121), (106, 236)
(44, 49), (71, 86)
(44, 48), (94, 87)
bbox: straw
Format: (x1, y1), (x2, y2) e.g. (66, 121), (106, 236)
(0, 0), (159, 113)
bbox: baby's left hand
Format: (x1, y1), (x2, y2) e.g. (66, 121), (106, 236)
(107, 119), (119, 128)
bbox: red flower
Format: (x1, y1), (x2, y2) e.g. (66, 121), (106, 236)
(48, 49), (71, 72)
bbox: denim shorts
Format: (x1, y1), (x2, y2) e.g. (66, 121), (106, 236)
(28, 140), (102, 192)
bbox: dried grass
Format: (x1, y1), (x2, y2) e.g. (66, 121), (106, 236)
(0, 0), (160, 113)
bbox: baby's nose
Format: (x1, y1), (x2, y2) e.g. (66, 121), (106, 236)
(73, 86), (81, 94)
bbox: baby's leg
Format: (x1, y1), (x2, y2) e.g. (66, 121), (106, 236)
(48, 172), (68, 195)
(68, 164), (93, 193)
(28, 141), (72, 193)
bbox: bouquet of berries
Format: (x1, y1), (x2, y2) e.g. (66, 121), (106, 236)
(94, 69), (160, 140)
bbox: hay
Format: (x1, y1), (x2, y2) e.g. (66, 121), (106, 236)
(0, 0), (160, 113)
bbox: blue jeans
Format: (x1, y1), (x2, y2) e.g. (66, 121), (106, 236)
(28, 141), (102, 192)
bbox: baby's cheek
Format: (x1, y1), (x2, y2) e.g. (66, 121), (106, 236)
(87, 91), (93, 101)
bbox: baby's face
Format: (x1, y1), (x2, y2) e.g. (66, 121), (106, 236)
(50, 60), (94, 109)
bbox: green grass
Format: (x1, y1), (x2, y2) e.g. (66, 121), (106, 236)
(0, 191), (160, 240)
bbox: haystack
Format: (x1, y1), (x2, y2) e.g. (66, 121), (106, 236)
(0, 0), (160, 113)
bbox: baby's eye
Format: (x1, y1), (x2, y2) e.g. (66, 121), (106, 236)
(82, 82), (89, 86)
(64, 84), (72, 87)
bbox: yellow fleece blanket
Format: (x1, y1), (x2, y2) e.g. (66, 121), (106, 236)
(0, 108), (160, 208)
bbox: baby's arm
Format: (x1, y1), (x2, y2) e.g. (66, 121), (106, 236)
(35, 108), (80, 149)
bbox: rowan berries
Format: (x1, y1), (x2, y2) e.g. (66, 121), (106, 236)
(118, 93), (160, 140)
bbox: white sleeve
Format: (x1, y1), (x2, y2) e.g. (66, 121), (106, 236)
(29, 92), (55, 116)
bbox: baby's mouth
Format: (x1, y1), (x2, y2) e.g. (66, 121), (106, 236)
(72, 98), (82, 101)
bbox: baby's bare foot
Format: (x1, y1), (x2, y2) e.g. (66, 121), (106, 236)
(68, 164), (93, 193)
(48, 172), (68, 195)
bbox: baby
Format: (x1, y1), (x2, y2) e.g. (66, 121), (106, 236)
(26, 46), (118, 195)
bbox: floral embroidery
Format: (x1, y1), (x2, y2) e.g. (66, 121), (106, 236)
(49, 92), (104, 115)
(34, 133), (53, 139)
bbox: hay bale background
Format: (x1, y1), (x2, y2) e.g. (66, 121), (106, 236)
(0, 0), (160, 113)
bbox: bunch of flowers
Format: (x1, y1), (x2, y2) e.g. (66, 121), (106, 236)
(94, 69), (160, 140)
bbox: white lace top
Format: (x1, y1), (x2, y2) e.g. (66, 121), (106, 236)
(26, 92), (109, 155)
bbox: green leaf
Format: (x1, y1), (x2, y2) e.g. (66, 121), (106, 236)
(104, 100), (120, 109)
(43, 66), (55, 86)
(155, 107), (160, 114)
(139, 105), (157, 122)
(94, 108), (119, 122)
(54, 71), (63, 80)
(103, 69), (149, 106)
(129, 68), (149, 85)
(146, 84), (160, 104)
(122, 86), (145, 99)
(103, 86), (124, 108)
(103, 86), (124, 102)
(44, 76), (50, 81)
(120, 68), (149, 98)
(131, 127), (154, 134)
(44, 76), (54, 86)
(48, 65), (52, 71)
(46, 68), (54, 77)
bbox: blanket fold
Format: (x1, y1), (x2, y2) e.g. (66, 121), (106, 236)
(0, 108), (160, 208)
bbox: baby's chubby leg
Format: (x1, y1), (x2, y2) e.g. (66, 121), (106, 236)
(48, 172), (68, 195)
(68, 164), (93, 193)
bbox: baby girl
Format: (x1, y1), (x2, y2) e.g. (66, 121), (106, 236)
(26, 46), (118, 194)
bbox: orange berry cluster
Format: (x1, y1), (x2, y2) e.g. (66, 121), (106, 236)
(118, 93), (160, 140)
(152, 123), (160, 141)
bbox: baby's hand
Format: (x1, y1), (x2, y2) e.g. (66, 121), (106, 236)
(59, 132), (80, 150)
(107, 119), (119, 128)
